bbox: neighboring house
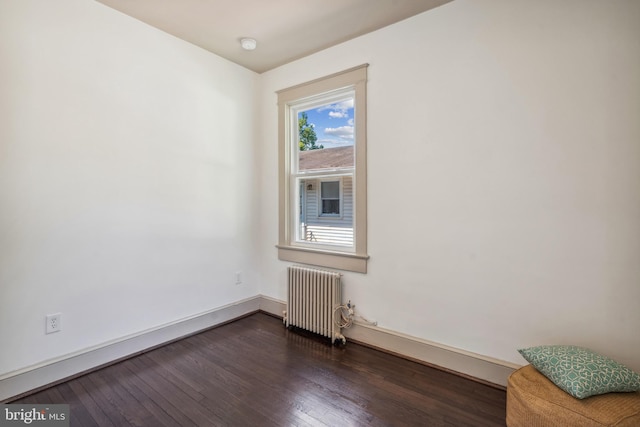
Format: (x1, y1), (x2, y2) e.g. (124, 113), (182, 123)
(298, 146), (354, 246)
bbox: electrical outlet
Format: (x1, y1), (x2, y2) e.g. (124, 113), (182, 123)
(235, 271), (242, 285)
(46, 313), (62, 334)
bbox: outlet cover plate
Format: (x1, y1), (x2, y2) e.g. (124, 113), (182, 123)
(46, 313), (62, 334)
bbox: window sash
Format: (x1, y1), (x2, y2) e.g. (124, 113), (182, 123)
(289, 93), (355, 176)
(291, 173), (352, 249)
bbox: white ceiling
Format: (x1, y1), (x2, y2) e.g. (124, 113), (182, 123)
(96, 0), (453, 73)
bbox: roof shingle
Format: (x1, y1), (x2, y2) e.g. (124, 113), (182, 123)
(298, 146), (354, 171)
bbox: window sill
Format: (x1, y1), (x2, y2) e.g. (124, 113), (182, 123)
(276, 244), (368, 273)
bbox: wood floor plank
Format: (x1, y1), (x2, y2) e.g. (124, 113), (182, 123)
(105, 362), (182, 427)
(126, 356), (228, 426)
(117, 360), (199, 427)
(67, 379), (117, 427)
(75, 374), (134, 426)
(12, 312), (506, 426)
(55, 382), (101, 427)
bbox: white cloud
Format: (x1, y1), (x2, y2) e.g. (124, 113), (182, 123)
(347, 118), (354, 126)
(329, 111), (347, 118)
(334, 99), (354, 110)
(318, 99), (354, 120)
(324, 126), (354, 139)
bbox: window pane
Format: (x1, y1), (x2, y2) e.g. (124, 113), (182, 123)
(297, 98), (354, 172)
(321, 181), (339, 199)
(322, 199), (340, 215)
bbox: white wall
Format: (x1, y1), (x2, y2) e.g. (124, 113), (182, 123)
(0, 0), (259, 377)
(257, 0), (640, 370)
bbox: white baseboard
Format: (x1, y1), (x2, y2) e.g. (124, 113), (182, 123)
(258, 294), (287, 318)
(2, 294), (519, 401)
(0, 296), (261, 402)
(258, 297), (519, 387)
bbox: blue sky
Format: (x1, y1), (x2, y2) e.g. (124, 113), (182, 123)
(300, 98), (354, 149)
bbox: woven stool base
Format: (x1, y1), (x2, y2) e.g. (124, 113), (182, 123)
(506, 365), (640, 427)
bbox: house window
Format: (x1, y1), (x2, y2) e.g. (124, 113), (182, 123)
(277, 65), (369, 273)
(320, 180), (340, 215)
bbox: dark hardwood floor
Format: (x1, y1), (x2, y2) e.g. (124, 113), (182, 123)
(14, 312), (506, 426)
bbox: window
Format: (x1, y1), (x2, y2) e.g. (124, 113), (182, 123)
(277, 65), (368, 273)
(320, 180), (340, 216)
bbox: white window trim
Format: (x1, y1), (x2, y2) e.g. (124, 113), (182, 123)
(277, 64), (369, 273)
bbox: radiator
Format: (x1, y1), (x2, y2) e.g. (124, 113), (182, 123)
(284, 266), (345, 344)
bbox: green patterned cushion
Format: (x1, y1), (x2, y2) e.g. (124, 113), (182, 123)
(518, 345), (640, 399)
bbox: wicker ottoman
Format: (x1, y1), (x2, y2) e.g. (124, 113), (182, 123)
(506, 364), (640, 427)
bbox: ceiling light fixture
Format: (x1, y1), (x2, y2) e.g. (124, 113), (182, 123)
(240, 38), (257, 51)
